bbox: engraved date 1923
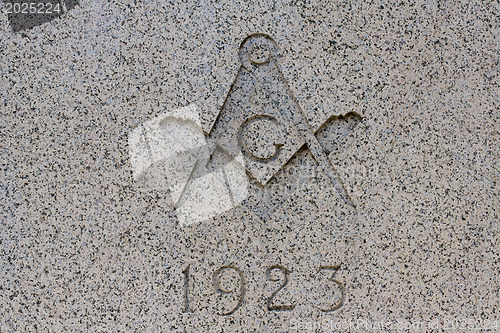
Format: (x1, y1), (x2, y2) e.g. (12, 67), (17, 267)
(181, 264), (345, 315)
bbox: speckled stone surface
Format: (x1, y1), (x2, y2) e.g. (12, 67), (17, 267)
(0, 0), (498, 331)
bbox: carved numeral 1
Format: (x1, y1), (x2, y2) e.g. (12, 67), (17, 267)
(182, 265), (193, 313)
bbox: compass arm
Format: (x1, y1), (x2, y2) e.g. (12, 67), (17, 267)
(302, 130), (355, 208)
(248, 50), (355, 207)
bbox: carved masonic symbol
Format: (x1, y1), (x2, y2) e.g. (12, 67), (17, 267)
(129, 33), (359, 226)
(208, 34), (354, 206)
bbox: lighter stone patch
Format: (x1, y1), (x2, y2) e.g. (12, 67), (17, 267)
(128, 104), (248, 226)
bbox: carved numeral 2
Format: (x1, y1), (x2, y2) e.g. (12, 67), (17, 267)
(266, 265), (296, 311)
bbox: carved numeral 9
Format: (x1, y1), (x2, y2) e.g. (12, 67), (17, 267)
(212, 265), (246, 316)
